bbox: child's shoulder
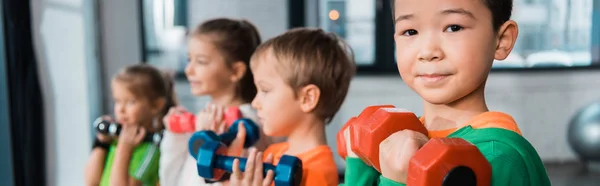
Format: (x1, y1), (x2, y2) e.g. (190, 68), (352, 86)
(451, 126), (551, 186)
(298, 145), (338, 186)
(467, 111), (522, 135)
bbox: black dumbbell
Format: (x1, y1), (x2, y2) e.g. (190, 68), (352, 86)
(194, 140), (302, 186)
(188, 118), (261, 158)
(93, 117), (163, 145)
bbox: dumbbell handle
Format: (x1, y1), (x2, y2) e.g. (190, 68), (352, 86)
(219, 131), (238, 147)
(95, 120), (162, 144)
(214, 155), (276, 177)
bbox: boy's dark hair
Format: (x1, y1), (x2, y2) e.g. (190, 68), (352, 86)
(251, 28), (356, 124)
(192, 18), (261, 103)
(391, 0), (513, 31)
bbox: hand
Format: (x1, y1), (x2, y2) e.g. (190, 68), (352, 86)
(227, 121), (247, 157)
(196, 103), (227, 134)
(117, 125), (146, 148)
(230, 148), (275, 186)
(379, 130), (429, 184)
(97, 115), (114, 143)
(163, 106), (188, 131)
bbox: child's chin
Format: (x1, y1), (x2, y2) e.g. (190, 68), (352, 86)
(420, 92), (459, 105)
(263, 127), (284, 137)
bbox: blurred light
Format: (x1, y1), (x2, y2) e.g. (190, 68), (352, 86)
(329, 10), (340, 21)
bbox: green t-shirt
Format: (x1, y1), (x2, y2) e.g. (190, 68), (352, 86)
(340, 126), (551, 186)
(99, 142), (160, 186)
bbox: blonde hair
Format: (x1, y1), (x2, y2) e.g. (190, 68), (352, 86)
(251, 28), (356, 123)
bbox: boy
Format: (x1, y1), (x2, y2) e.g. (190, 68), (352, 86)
(228, 28), (356, 186)
(341, 0), (551, 185)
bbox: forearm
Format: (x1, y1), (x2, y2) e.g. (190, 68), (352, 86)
(340, 158), (380, 186)
(84, 148), (107, 186)
(110, 144), (134, 186)
(159, 131), (191, 185)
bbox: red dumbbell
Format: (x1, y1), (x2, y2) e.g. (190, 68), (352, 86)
(336, 105), (395, 160)
(407, 138), (492, 186)
(169, 107), (243, 133)
(349, 106), (428, 172)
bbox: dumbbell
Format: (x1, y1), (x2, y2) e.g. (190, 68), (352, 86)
(93, 117), (164, 145)
(407, 138), (492, 186)
(336, 105), (395, 159)
(347, 106), (429, 172)
(188, 118), (261, 158)
(195, 139), (303, 186)
(169, 107), (243, 133)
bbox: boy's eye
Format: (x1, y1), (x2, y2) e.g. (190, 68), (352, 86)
(402, 29), (418, 36)
(445, 25), (463, 32)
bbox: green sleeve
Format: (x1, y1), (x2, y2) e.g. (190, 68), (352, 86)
(128, 143), (160, 185)
(378, 176), (406, 186)
(371, 141), (529, 186)
(339, 158), (380, 186)
(477, 141), (529, 186)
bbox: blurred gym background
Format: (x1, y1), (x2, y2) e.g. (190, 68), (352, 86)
(1, 0), (600, 186)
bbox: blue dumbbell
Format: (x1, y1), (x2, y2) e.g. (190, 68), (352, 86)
(188, 118), (261, 158)
(195, 140), (303, 186)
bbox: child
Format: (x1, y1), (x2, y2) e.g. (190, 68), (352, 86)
(341, 0), (551, 185)
(84, 64), (176, 186)
(159, 18), (278, 186)
(228, 28), (356, 186)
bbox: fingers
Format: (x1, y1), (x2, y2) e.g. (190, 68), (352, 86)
(218, 121), (228, 134)
(101, 115), (113, 122)
(214, 104), (224, 123)
(264, 153), (273, 164)
(253, 152), (264, 186)
(243, 148), (257, 184)
(262, 170), (274, 186)
(227, 122), (246, 156)
(232, 158), (243, 182)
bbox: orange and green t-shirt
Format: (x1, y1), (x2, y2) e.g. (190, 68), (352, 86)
(425, 111), (523, 138)
(264, 142), (339, 186)
(341, 111), (550, 186)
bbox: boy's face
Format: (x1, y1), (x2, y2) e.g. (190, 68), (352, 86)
(251, 51), (305, 137)
(393, 0), (504, 104)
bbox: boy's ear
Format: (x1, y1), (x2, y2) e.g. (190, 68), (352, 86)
(298, 84), (321, 113)
(230, 61), (248, 82)
(494, 20), (519, 60)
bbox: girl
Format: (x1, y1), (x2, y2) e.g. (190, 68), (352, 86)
(159, 18), (278, 186)
(84, 64), (176, 186)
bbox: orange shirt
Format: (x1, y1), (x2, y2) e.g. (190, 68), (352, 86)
(263, 143), (338, 186)
(424, 111), (523, 138)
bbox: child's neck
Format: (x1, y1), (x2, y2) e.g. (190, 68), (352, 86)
(284, 115), (327, 155)
(423, 84), (489, 131)
(210, 92), (244, 107)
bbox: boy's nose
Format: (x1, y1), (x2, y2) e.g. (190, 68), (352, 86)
(417, 35), (444, 62)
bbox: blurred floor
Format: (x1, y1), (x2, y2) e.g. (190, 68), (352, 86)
(174, 79), (600, 186)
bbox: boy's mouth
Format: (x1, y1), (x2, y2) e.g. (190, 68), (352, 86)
(416, 73), (451, 83)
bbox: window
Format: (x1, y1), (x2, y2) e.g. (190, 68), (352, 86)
(309, 0), (600, 72)
(319, 0), (376, 66)
(493, 0), (598, 69)
(313, 0), (396, 74)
